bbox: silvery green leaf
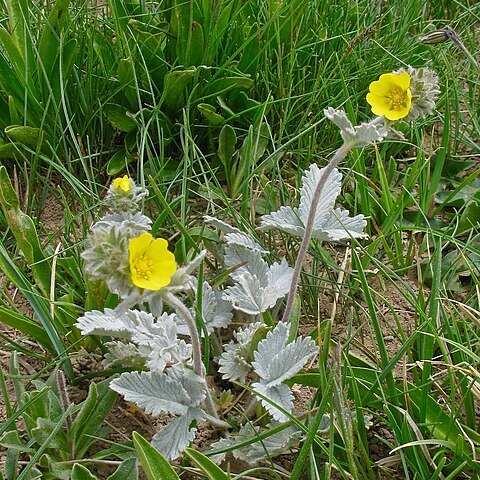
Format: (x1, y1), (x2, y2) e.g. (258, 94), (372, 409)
(218, 343), (251, 383)
(267, 258), (294, 294)
(102, 341), (147, 369)
(143, 337), (192, 372)
(75, 308), (137, 338)
(167, 365), (206, 406)
(151, 407), (204, 461)
(298, 165), (341, 228)
(251, 382), (294, 422)
(224, 232), (268, 254)
(110, 368), (205, 416)
(94, 212), (152, 233)
(204, 215), (241, 234)
(243, 424), (302, 464)
(179, 282), (233, 336)
(223, 255), (293, 315)
(218, 322), (263, 382)
(253, 322), (318, 387)
(259, 164), (367, 242)
(225, 245), (269, 284)
(315, 208), (367, 241)
(324, 107), (388, 147)
(218, 423), (302, 464)
(223, 273), (276, 315)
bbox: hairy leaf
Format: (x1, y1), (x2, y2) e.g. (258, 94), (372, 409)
(324, 107), (388, 147)
(102, 341), (147, 369)
(259, 165), (367, 242)
(110, 368), (205, 416)
(252, 382), (294, 422)
(151, 407), (204, 461)
(218, 322), (263, 382)
(179, 281), (232, 336)
(253, 322), (318, 387)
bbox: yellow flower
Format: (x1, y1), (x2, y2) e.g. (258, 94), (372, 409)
(113, 175), (132, 193)
(366, 72), (412, 121)
(129, 233), (176, 290)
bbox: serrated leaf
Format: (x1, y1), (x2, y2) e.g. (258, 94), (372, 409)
(224, 244), (269, 283)
(179, 281), (232, 336)
(102, 341), (147, 369)
(253, 322), (318, 387)
(259, 164), (367, 241)
(218, 322), (263, 382)
(252, 382), (293, 422)
(133, 431), (180, 480)
(209, 422), (302, 465)
(151, 407), (204, 461)
(218, 343), (251, 383)
(75, 308), (138, 338)
(110, 368), (205, 416)
(324, 107), (388, 147)
(203, 216), (241, 234)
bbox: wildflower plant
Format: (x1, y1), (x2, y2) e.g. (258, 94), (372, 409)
(75, 66), (440, 463)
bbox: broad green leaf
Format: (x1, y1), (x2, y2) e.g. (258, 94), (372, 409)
(184, 448), (229, 480)
(107, 458), (138, 480)
(163, 68), (196, 111)
(0, 306), (52, 350)
(204, 76), (254, 96)
(198, 103), (225, 126)
(0, 166), (52, 296)
(37, 0), (71, 78)
(31, 418), (68, 451)
(189, 22), (204, 66)
(118, 58), (138, 110)
(5, 126), (51, 153)
(0, 28), (25, 78)
(104, 104), (137, 132)
(218, 125), (236, 170)
(71, 464), (98, 480)
(0, 141), (21, 159)
(70, 381), (117, 458)
(107, 149), (135, 176)
(173, 0), (193, 66)
(49, 38), (78, 106)
(132, 431), (180, 480)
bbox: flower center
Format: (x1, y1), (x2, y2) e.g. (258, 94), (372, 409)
(387, 88), (407, 110)
(134, 255), (153, 280)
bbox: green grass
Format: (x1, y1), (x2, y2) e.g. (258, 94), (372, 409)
(0, 0), (479, 478)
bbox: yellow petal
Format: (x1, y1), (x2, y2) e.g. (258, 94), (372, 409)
(369, 77), (394, 96)
(129, 232), (153, 257)
(113, 175), (131, 193)
(366, 93), (390, 116)
(395, 72), (411, 90)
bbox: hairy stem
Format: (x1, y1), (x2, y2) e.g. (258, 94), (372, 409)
(281, 143), (353, 323)
(163, 292), (222, 423)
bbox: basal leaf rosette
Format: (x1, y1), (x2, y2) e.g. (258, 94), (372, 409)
(129, 233), (176, 290)
(366, 72), (412, 121)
